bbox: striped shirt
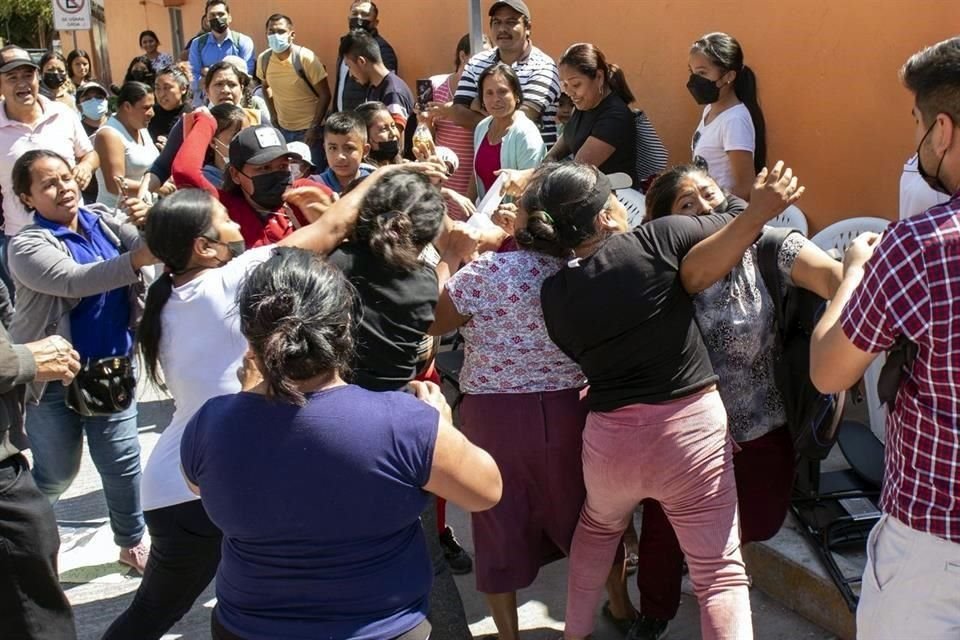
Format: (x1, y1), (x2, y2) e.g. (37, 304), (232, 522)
(454, 45), (560, 146)
(432, 74), (474, 220)
(840, 193), (960, 542)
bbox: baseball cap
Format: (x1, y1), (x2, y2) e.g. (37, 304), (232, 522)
(76, 81), (109, 100)
(221, 55), (249, 77)
(0, 47), (39, 75)
(229, 125), (302, 168)
(286, 141), (313, 167)
(489, 0), (530, 19)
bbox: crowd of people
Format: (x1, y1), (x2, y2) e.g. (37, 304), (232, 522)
(0, 0), (958, 639)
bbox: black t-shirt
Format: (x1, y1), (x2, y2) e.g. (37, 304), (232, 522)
(366, 72), (417, 160)
(541, 212), (734, 411)
(564, 92), (636, 186)
(149, 103), (184, 142)
(328, 242), (438, 392)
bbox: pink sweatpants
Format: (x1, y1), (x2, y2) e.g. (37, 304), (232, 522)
(564, 390), (753, 639)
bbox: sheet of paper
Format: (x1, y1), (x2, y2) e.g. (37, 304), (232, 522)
(468, 174), (507, 230)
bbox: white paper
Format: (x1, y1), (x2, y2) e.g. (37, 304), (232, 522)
(468, 174), (507, 230)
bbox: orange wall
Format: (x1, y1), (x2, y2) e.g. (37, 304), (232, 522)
(102, 0), (959, 233)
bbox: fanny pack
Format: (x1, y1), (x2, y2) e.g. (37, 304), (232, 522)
(65, 356), (136, 416)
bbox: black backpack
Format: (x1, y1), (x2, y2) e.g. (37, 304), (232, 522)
(757, 227), (845, 460)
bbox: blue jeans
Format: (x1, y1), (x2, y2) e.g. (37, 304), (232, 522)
(26, 382), (145, 548)
(277, 126), (306, 143)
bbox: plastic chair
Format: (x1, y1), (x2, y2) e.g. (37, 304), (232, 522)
(767, 204), (809, 237)
(616, 188), (647, 228)
(812, 216), (891, 442)
(810, 216), (891, 256)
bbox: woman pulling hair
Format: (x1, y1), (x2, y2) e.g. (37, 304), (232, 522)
(626, 164), (841, 638)
(546, 43), (639, 187)
(103, 163), (436, 639)
(94, 81), (160, 209)
(150, 64), (193, 145)
(507, 159), (804, 640)
(9, 149), (157, 575)
(66, 48), (93, 88)
(428, 167), (640, 639)
(687, 32), (766, 200)
(39, 51), (75, 110)
(472, 62), (545, 201)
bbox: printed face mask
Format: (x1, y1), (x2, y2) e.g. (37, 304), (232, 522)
(686, 73), (721, 105)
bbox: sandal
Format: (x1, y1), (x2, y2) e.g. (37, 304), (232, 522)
(602, 600), (637, 636)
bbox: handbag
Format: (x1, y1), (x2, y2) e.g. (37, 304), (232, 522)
(65, 356), (136, 417)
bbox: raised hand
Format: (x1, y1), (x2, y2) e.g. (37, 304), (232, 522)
(748, 161), (805, 222)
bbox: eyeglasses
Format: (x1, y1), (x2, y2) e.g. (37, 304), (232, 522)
(490, 18), (523, 29)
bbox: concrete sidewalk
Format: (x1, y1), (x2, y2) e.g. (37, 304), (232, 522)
(49, 385), (837, 639)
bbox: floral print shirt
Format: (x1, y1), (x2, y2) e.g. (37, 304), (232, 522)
(447, 250), (587, 394)
(693, 230), (807, 442)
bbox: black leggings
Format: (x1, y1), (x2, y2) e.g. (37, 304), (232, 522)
(102, 499), (221, 640)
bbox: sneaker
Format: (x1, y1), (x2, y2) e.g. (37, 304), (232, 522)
(438, 526), (473, 575)
(118, 541), (149, 575)
(626, 615), (669, 640)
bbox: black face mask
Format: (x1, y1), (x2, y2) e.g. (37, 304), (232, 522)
(916, 120), (952, 195)
(348, 17), (373, 32)
(369, 139), (399, 163)
(686, 73), (721, 105)
(42, 71), (67, 90)
(130, 69), (153, 83)
(203, 235), (246, 263)
(241, 170), (292, 210)
(209, 17), (229, 34)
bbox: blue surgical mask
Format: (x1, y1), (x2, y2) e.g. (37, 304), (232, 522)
(267, 33), (291, 54)
(80, 97), (108, 120)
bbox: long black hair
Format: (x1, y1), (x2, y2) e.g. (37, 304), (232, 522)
(559, 42), (635, 105)
(138, 189), (217, 386)
(352, 169), (445, 270)
(238, 248), (356, 406)
(691, 32), (767, 172)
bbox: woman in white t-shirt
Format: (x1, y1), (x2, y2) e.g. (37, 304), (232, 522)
(102, 168), (399, 639)
(687, 32), (767, 200)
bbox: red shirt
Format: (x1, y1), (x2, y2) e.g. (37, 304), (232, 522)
(840, 192), (960, 542)
(474, 137), (501, 194)
(171, 115), (331, 247)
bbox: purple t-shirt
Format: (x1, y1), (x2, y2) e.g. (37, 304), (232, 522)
(181, 385), (439, 640)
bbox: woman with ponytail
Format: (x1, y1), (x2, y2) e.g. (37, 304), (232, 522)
(546, 43), (641, 187)
(104, 164), (414, 639)
(687, 32), (767, 200)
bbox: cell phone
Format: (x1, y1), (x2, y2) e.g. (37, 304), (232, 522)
(416, 79), (433, 110)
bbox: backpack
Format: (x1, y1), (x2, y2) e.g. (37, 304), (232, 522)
(757, 227), (845, 460)
(197, 31), (242, 55)
(259, 46), (320, 99)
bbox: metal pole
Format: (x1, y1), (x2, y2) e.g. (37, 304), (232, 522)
(72, 31), (78, 51)
(468, 0), (483, 56)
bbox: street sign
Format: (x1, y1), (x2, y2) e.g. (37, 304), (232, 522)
(52, 0), (92, 31)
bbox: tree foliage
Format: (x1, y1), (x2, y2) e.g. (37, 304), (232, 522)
(0, 0), (54, 49)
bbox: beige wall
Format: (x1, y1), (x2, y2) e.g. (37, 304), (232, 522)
(101, 0), (960, 233)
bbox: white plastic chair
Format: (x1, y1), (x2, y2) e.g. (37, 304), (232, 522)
(616, 188), (646, 228)
(812, 216), (893, 443)
(767, 204), (809, 237)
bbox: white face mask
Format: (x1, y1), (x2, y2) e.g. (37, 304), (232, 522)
(80, 97), (108, 120)
(267, 33), (291, 54)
